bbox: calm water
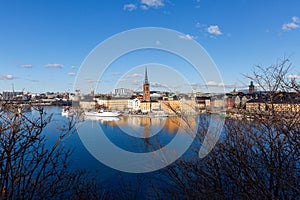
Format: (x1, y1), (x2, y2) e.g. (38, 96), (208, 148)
(40, 106), (203, 195)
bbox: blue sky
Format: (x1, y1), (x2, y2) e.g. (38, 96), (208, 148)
(0, 0), (300, 93)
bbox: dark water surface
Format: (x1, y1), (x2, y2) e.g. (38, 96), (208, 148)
(40, 106), (205, 196)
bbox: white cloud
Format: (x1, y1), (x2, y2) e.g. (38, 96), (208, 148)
(292, 16), (299, 22)
(288, 74), (300, 79)
(207, 25), (222, 35)
(5, 74), (14, 80)
(67, 72), (76, 76)
(1, 74), (15, 80)
(123, 4), (137, 11)
(45, 63), (64, 68)
(206, 81), (219, 86)
(20, 64), (32, 68)
(141, 0), (164, 8)
(127, 73), (143, 78)
(124, 0), (164, 11)
(140, 5), (149, 10)
(178, 34), (196, 40)
(282, 16), (299, 31)
(151, 82), (169, 88)
(70, 65), (76, 69)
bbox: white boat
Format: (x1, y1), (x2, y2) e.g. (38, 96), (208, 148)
(84, 116), (120, 122)
(84, 109), (121, 117)
(61, 106), (74, 117)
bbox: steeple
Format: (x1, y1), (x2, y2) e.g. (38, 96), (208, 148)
(143, 67), (150, 102)
(144, 67), (149, 85)
(249, 81), (255, 94)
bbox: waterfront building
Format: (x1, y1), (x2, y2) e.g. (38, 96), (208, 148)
(128, 98), (141, 111)
(245, 92), (300, 113)
(246, 99), (267, 112)
(234, 96), (241, 108)
(225, 95), (235, 109)
(195, 96), (211, 111)
(140, 101), (151, 113)
(150, 101), (161, 110)
(107, 98), (128, 110)
(241, 96), (250, 108)
(96, 99), (108, 108)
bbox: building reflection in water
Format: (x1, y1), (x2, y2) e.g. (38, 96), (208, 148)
(111, 116), (196, 138)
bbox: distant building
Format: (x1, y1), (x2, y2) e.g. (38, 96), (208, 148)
(245, 92), (300, 113)
(150, 92), (161, 101)
(246, 99), (266, 112)
(114, 88), (134, 97)
(195, 96), (211, 110)
(2, 90), (23, 101)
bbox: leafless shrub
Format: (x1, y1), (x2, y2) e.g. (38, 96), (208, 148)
(0, 104), (106, 199)
(149, 58), (300, 199)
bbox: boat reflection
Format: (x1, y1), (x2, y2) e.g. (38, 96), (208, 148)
(84, 115), (120, 122)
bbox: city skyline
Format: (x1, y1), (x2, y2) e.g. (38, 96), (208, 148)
(0, 0), (300, 93)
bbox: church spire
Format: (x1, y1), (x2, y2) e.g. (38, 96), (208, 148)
(143, 67), (150, 102)
(144, 67), (149, 84)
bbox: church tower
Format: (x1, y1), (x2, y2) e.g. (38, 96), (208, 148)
(249, 81), (255, 94)
(143, 67), (150, 102)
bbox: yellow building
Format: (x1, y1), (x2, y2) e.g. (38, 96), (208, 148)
(140, 102), (151, 113)
(246, 100), (266, 112)
(160, 100), (181, 114)
(159, 99), (197, 115)
(79, 101), (96, 109)
(246, 100), (300, 113)
(107, 98), (128, 110)
(271, 103), (300, 112)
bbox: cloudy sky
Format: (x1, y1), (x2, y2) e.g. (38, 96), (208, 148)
(0, 0), (299, 93)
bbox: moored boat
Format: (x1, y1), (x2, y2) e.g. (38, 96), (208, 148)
(61, 106), (74, 117)
(84, 109), (121, 117)
(84, 116), (120, 121)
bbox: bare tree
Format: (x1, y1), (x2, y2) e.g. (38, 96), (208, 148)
(0, 104), (106, 199)
(149, 58), (300, 199)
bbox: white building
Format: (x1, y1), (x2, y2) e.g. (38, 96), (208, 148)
(128, 98), (141, 111)
(96, 99), (108, 107)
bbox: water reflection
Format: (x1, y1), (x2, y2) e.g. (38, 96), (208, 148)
(39, 107), (201, 181)
(84, 116), (120, 122)
(95, 116), (198, 137)
(114, 117), (167, 138)
(97, 116), (198, 154)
